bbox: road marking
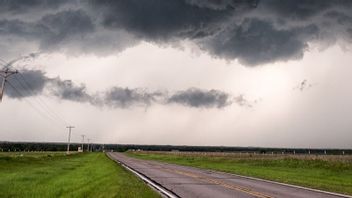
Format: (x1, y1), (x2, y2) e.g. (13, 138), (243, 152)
(159, 166), (273, 198)
(111, 154), (352, 198)
(144, 160), (352, 198)
(138, 160), (272, 197)
(107, 153), (179, 198)
(217, 170), (352, 198)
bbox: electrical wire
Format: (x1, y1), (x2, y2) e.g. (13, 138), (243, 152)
(5, 80), (64, 133)
(1, 56), (90, 143)
(10, 75), (66, 127)
(15, 71), (90, 143)
(15, 73), (69, 126)
(16, 72), (91, 143)
(0, 58), (8, 65)
(1, 57), (69, 126)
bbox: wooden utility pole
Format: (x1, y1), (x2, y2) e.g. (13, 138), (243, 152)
(87, 138), (91, 152)
(81, 134), (85, 152)
(0, 68), (18, 102)
(66, 126), (75, 154)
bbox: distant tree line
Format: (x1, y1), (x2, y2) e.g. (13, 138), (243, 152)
(0, 142), (351, 155)
(0, 142), (100, 152)
(105, 144), (351, 155)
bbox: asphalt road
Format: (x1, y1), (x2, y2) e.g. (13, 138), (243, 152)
(107, 152), (350, 198)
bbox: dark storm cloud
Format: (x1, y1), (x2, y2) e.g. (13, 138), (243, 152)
(167, 89), (257, 108)
(324, 10), (352, 29)
(259, 0), (352, 20)
(4, 69), (243, 109)
(3, 69), (91, 101)
(5, 69), (47, 98)
(0, 0), (70, 14)
(202, 18), (319, 65)
(185, 0), (258, 10)
(0, 9), (94, 50)
(103, 87), (256, 109)
(90, 0), (235, 41)
(88, 0), (352, 65)
(38, 10), (95, 49)
(2, 0), (352, 65)
(48, 78), (91, 102)
(167, 88), (231, 108)
(104, 87), (163, 108)
(348, 29), (352, 37)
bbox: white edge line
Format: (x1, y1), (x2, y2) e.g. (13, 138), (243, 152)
(120, 163), (178, 198)
(214, 170), (352, 198)
(107, 153), (178, 198)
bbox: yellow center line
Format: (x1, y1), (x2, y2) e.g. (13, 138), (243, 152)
(155, 165), (273, 198)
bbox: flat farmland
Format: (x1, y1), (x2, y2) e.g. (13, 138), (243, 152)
(127, 151), (352, 195)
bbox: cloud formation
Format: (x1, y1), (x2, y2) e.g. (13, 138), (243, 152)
(91, 0), (235, 41)
(233, 95), (254, 108)
(104, 87), (162, 108)
(5, 69), (47, 98)
(1, 0), (352, 65)
(48, 78), (91, 102)
(0, 9), (94, 50)
(167, 88), (231, 108)
(4, 69), (253, 109)
(201, 18), (319, 65)
(0, 0), (70, 15)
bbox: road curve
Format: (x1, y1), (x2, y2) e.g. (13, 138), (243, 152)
(107, 152), (350, 198)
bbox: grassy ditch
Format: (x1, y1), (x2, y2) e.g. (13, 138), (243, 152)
(0, 152), (160, 198)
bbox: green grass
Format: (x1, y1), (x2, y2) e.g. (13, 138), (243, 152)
(0, 152), (160, 198)
(127, 151), (352, 195)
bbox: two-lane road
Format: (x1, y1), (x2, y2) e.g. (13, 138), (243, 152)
(107, 152), (350, 198)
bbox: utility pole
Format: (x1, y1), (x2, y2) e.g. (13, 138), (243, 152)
(0, 68), (18, 102)
(66, 126), (74, 154)
(87, 138), (90, 152)
(81, 134), (85, 152)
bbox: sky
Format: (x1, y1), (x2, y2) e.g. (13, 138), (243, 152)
(0, 0), (352, 148)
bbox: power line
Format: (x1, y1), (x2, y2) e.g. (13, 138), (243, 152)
(0, 68), (18, 102)
(9, 76), (65, 128)
(1, 56), (82, 145)
(18, 72), (90, 143)
(5, 80), (64, 133)
(15, 73), (69, 126)
(0, 58), (8, 66)
(1, 58), (69, 127)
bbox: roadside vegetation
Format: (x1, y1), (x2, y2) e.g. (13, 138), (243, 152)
(127, 151), (352, 195)
(0, 152), (160, 198)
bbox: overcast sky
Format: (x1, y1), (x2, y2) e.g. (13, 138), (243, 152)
(1, 0), (352, 148)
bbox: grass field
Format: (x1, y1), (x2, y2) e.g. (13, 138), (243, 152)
(0, 152), (160, 198)
(127, 151), (352, 195)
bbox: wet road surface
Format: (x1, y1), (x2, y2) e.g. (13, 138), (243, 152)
(107, 152), (350, 198)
